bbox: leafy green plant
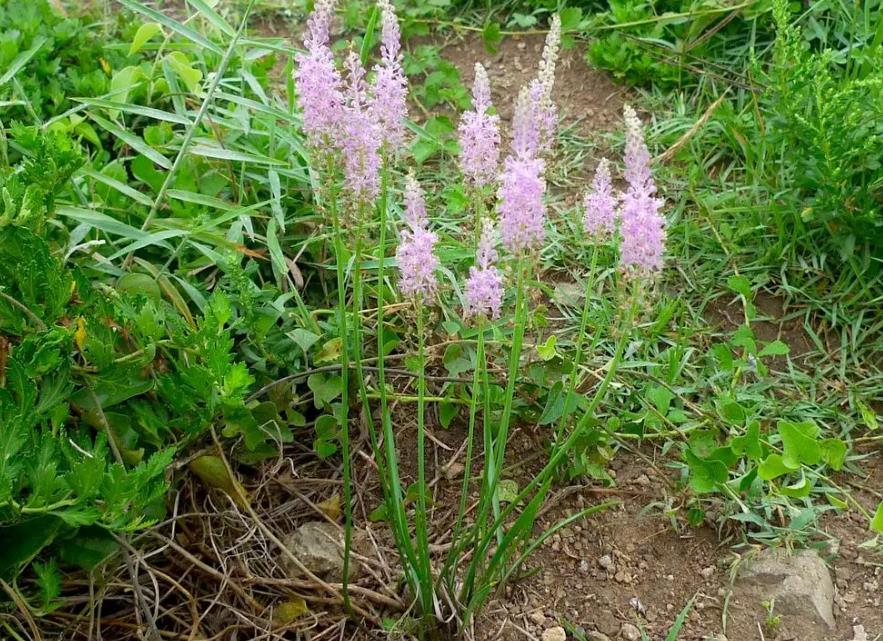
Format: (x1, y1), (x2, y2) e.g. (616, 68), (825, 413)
(762, 0), (883, 250)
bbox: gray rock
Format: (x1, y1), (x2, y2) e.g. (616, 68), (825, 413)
(586, 632), (611, 641)
(281, 521), (360, 581)
(619, 623), (641, 641)
(541, 627), (566, 641)
(731, 548), (835, 640)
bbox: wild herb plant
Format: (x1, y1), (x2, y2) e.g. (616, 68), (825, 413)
(293, 2), (673, 631)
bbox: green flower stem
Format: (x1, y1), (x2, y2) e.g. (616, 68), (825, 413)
(552, 245), (600, 454)
(415, 302), (433, 617)
(440, 320), (486, 588)
(329, 206), (352, 613)
(374, 162), (420, 590)
(463, 297), (637, 608)
(351, 219), (389, 500)
(490, 257), (528, 538)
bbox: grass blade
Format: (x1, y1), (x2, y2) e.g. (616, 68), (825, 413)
(88, 113), (172, 169)
(117, 0), (224, 55)
(0, 37), (47, 87)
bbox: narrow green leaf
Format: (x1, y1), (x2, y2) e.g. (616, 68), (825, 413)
(187, 0), (236, 36)
(117, 0), (223, 54)
(81, 169), (153, 206)
(0, 37), (47, 87)
(189, 144), (286, 165)
(75, 98), (192, 125)
(88, 113), (172, 169)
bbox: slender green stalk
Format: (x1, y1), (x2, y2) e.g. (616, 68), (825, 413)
(351, 219), (390, 497)
(462, 297), (638, 610)
(414, 303), (433, 617)
(440, 322), (485, 587)
(489, 257), (528, 539)
(374, 161), (420, 590)
(552, 246), (600, 453)
(330, 207), (352, 613)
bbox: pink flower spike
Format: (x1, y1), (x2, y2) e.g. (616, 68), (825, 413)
(340, 51), (382, 202)
(583, 158), (618, 240)
(623, 104), (655, 197)
(618, 104), (666, 278)
(618, 191), (666, 278)
(464, 221), (504, 320)
(498, 154), (546, 253)
(458, 64), (501, 188)
(396, 176), (440, 300)
(372, 0), (408, 150)
(294, 0), (344, 146)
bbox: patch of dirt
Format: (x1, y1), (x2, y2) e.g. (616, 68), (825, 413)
(705, 289), (822, 369)
(442, 34), (626, 135)
(439, 32), (628, 140)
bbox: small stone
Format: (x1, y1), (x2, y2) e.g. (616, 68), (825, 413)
(442, 461), (464, 480)
(862, 580), (878, 592)
(579, 559), (591, 575)
(700, 566), (715, 579)
(281, 521), (360, 581)
(542, 626), (566, 641)
(516, 41), (527, 51)
(614, 570), (630, 584)
(665, 574), (674, 582)
(530, 611), (547, 626)
(598, 554), (614, 570)
(851, 624), (869, 641)
(586, 633), (612, 641)
(733, 548), (835, 640)
(635, 474), (650, 486)
(620, 623), (641, 641)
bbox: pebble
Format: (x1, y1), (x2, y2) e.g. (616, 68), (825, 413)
(700, 566), (715, 579)
(635, 474), (651, 486)
(530, 611), (547, 626)
(598, 554), (614, 570)
(614, 570), (631, 584)
(620, 623), (641, 641)
(587, 633), (612, 641)
(579, 559), (591, 575)
(542, 626), (567, 641)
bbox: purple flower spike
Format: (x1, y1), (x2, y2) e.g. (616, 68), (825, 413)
(464, 221), (504, 320)
(623, 104), (655, 197)
(397, 176), (439, 300)
(294, 0), (344, 146)
(458, 63), (501, 188)
(371, 0), (408, 151)
(341, 52), (382, 202)
(583, 158), (618, 240)
(618, 106), (666, 277)
(498, 154), (546, 253)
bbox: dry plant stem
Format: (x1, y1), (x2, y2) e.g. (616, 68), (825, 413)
(87, 388), (162, 641)
(206, 428), (379, 624)
(0, 580), (42, 641)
